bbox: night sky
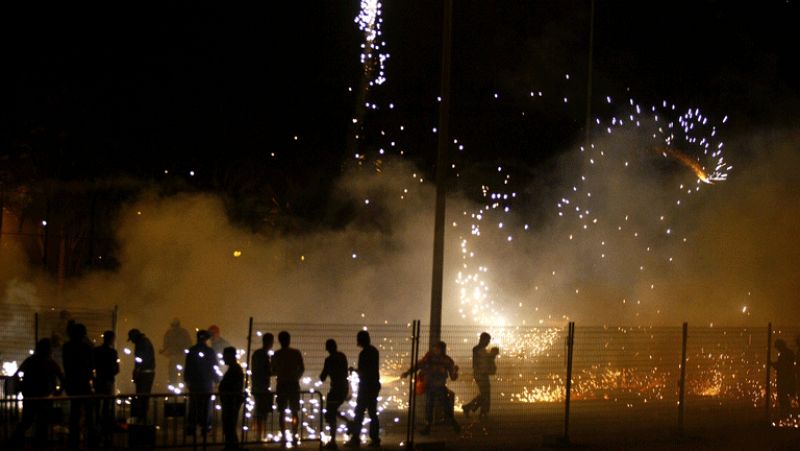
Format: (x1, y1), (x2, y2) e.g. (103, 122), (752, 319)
(1, 1), (797, 223)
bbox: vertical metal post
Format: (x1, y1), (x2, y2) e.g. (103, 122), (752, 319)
(765, 322), (773, 423)
(563, 322), (575, 442)
(429, 0), (454, 348)
(406, 320), (421, 449)
(241, 317), (253, 444)
(112, 305), (119, 337)
(678, 322), (688, 432)
(0, 186), (5, 247)
(42, 198), (50, 267)
(584, 0), (596, 144)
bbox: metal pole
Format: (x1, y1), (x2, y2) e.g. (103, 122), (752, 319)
(678, 322), (688, 433)
(0, 186), (5, 248)
(765, 322), (773, 423)
(563, 322), (575, 442)
(584, 0), (596, 144)
(429, 0), (454, 348)
(412, 320), (421, 446)
(405, 320), (421, 449)
(42, 198), (50, 267)
(241, 317), (253, 444)
(112, 305), (119, 337)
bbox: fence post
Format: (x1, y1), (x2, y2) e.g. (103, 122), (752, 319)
(765, 322), (773, 424)
(563, 321), (575, 443)
(241, 316), (253, 444)
(405, 320), (421, 449)
(677, 322), (688, 433)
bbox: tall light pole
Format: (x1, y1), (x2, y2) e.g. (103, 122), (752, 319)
(585, 0), (596, 144)
(429, 0), (453, 347)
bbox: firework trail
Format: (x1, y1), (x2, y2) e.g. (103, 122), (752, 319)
(348, 1), (390, 155)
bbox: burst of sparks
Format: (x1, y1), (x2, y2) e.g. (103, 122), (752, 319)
(355, 0), (389, 86)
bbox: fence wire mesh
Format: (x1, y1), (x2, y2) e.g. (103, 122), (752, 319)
(1, 304), (115, 375)
(569, 326), (683, 436)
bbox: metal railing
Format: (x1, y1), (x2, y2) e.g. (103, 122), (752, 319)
(1, 390), (323, 449)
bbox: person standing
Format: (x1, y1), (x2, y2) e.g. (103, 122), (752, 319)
(63, 323), (96, 450)
(319, 339), (348, 449)
(346, 330), (381, 448)
(271, 331), (304, 446)
(462, 332), (499, 418)
(185, 330), (219, 436)
(10, 338), (63, 451)
(771, 339), (796, 419)
(219, 347), (245, 451)
(250, 333), (274, 440)
(128, 329), (156, 423)
(160, 318), (192, 387)
(402, 341), (460, 436)
(208, 325), (232, 356)
(93, 331), (120, 441)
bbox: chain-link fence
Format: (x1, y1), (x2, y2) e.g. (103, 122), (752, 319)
(2, 318), (795, 449)
(0, 304), (116, 378)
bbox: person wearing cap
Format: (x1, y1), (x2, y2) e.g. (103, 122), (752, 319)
(128, 328), (156, 422)
(185, 329), (220, 436)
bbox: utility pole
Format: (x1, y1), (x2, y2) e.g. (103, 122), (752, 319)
(429, 0), (454, 347)
(0, 185), (5, 247)
(584, 0), (596, 144)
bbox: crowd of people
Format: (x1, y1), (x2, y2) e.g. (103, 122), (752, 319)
(6, 317), (502, 450)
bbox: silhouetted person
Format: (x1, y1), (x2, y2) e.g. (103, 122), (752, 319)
(771, 339), (796, 419)
(271, 331), (304, 446)
(208, 324), (232, 356)
(185, 329), (219, 436)
(462, 332), (499, 418)
(128, 328), (156, 422)
(63, 322), (95, 450)
(219, 347), (244, 451)
(161, 318), (191, 386)
(10, 339), (63, 451)
(320, 339), (348, 449)
(403, 341), (460, 436)
(94, 331), (119, 441)
(346, 330), (381, 448)
(251, 333), (274, 440)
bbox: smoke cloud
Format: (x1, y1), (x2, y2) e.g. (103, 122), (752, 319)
(1, 130), (798, 355)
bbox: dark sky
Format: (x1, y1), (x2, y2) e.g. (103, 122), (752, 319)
(1, 1), (797, 205)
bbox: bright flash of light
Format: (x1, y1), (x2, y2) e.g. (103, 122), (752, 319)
(660, 147), (718, 184)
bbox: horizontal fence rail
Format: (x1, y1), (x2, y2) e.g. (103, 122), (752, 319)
(1, 390), (323, 449)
